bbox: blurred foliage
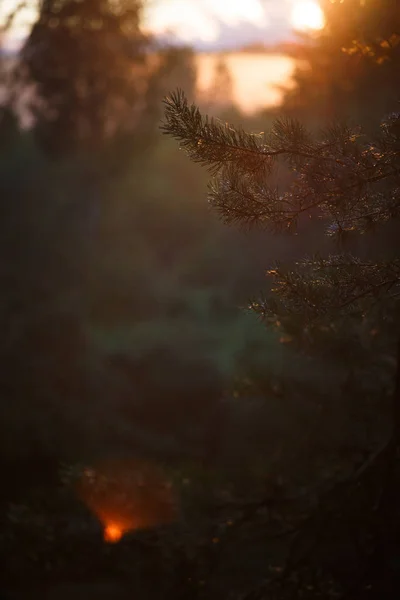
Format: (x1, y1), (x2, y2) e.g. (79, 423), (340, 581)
(281, 0), (400, 126)
(15, 0), (149, 156)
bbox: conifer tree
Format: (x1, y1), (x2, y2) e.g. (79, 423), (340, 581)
(162, 89), (400, 432)
(17, 0), (149, 155)
(162, 90), (400, 597)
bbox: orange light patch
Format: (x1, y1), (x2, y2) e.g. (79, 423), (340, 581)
(104, 523), (124, 543)
(76, 458), (177, 543)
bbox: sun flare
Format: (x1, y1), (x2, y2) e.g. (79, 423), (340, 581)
(291, 1), (325, 32)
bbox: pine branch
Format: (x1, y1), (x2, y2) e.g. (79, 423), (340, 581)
(161, 90), (361, 176)
(208, 165), (293, 230)
(259, 256), (400, 319)
(161, 89), (272, 176)
(162, 91), (400, 235)
(162, 93), (400, 321)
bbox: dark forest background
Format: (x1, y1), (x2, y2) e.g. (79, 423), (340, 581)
(0, 0), (399, 598)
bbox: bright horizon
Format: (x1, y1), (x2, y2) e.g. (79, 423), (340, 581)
(1, 0), (325, 49)
(1, 0), (324, 115)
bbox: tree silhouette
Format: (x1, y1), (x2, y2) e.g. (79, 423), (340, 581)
(283, 0), (400, 123)
(18, 0), (149, 155)
(162, 89), (400, 597)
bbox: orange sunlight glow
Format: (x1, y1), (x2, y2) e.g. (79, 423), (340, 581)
(77, 460), (176, 544)
(197, 53), (296, 114)
(104, 523), (124, 544)
(291, 1), (325, 32)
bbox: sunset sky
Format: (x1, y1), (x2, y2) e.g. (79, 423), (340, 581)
(1, 0), (324, 50)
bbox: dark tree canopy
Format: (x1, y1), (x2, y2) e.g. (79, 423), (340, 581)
(283, 0), (400, 122)
(18, 0), (149, 155)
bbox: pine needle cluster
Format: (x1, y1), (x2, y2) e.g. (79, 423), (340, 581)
(162, 91), (400, 323)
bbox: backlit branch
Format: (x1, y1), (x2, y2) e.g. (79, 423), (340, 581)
(162, 92), (400, 319)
